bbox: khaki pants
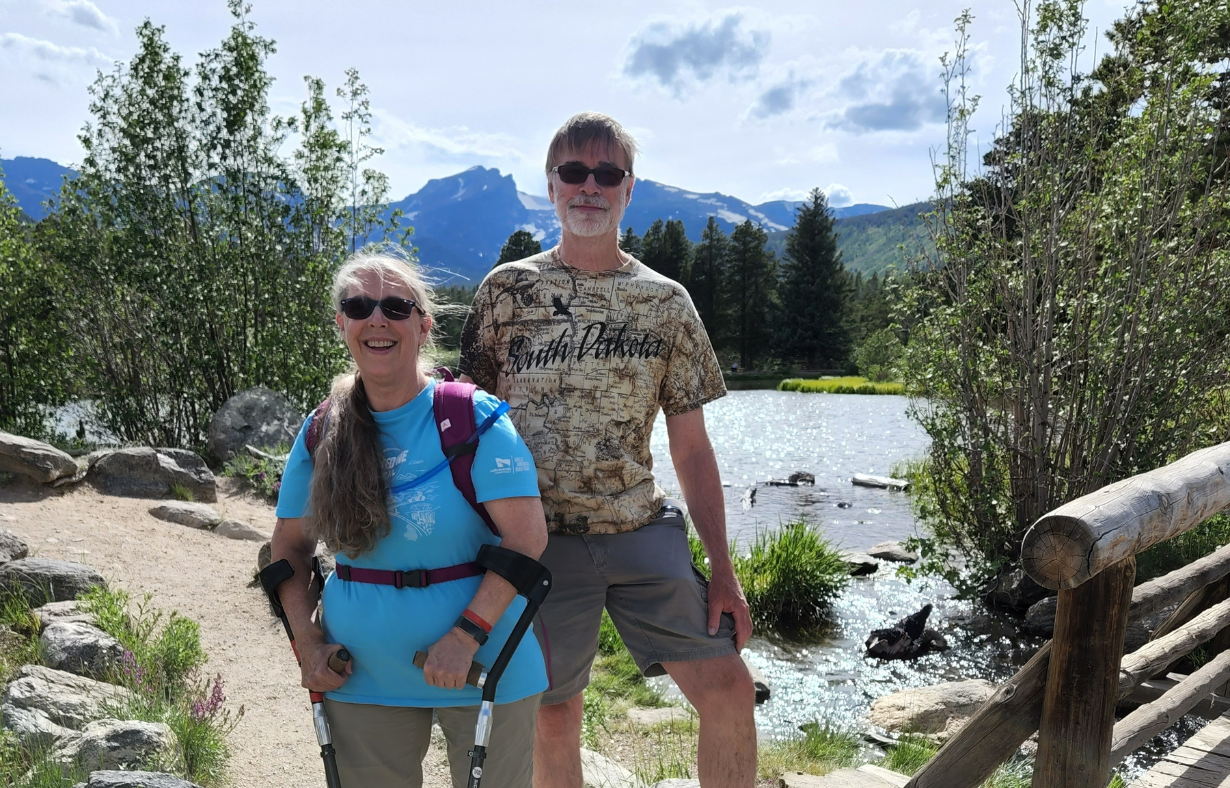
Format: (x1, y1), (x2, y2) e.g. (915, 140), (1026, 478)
(323, 694), (541, 788)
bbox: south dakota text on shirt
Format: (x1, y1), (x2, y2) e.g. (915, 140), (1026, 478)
(505, 321), (666, 373)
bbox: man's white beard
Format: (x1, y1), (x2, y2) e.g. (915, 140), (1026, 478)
(558, 189), (627, 238)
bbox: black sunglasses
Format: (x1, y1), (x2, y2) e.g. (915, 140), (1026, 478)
(339, 296), (418, 321)
(551, 163), (631, 188)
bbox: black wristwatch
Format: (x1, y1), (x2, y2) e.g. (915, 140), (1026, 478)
(454, 614), (490, 646)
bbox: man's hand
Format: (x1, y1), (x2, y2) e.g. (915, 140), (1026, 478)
(299, 638), (352, 692)
(707, 565), (753, 651)
(423, 628), (482, 690)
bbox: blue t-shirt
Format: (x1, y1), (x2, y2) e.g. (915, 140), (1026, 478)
(276, 380), (547, 707)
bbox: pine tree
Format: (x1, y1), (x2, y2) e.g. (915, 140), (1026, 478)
(619, 226), (642, 258)
(726, 220), (776, 370)
(641, 218), (691, 282)
(687, 216), (729, 345)
(773, 188), (850, 369)
(495, 229), (542, 267)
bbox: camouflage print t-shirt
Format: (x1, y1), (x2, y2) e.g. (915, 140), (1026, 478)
(458, 248), (726, 535)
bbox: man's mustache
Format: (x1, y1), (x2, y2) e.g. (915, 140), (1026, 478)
(568, 195), (610, 211)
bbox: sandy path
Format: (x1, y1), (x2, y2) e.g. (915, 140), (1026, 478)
(0, 476), (454, 788)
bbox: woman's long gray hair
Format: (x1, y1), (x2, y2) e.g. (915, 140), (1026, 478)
(307, 249), (442, 559)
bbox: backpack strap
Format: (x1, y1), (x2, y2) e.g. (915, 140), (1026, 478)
(433, 380), (500, 536)
(305, 398), (332, 456)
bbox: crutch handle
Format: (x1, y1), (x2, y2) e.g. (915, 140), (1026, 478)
(328, 648), (351, 675)
(413, 651), (486, 688)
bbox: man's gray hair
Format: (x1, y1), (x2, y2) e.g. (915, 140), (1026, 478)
(545, 112), (639, 176)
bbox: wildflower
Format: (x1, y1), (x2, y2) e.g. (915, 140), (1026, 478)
(191, 674), (227, 721)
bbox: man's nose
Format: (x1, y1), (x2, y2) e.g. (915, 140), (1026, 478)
(580, 173), (600, 193)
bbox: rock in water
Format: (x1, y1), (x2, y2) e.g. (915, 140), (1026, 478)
(41, 621), (126, 677)
(0, 430), (79, 484)
(207, 386), (303, 464)
(0, 526), (28, 564)
(53, 719), (177, 772)
(869, 679), (995, 734)
(75, 772), (205, 788)
(866, 541), (918, 563)
(0, 558), (105, 605)
(91, 448), (216, 502)
(148, 502), (222, 530)
(865, 604), (944, 660)
(840, 551), (879, 576)
(1, 665), (135, 748)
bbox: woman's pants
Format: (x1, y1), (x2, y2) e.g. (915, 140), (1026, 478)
(323, 693), (542, 788)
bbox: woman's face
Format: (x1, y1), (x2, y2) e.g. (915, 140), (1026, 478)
(335, 269), (431, 383)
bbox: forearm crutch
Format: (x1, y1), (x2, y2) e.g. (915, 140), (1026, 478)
(414, 544), (552, 788)
(259, 557), (351, 788)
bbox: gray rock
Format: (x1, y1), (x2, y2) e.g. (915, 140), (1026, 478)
(214, 519), (269, 541)
(866, 541), (918, 564)
(0, 558), (105, 605)
(76, 772), (204, 788)
(0, 526), (28, 564)
(581, 747), (644, 788)
(207, 386), (303, 464)
(1, 665), (134, 748)
(868, 679), (994, 734)
(41, 621), (126, 677)
(982, 567), (1049, 615)
(148, 502), (221, 530)
(53, 719), (177, 772)
(35, 600), (94, 631)
(90, 448), (216, 503)
(840, 551), (879, 576)
(0, 430), (79, 484)
(1023, 596), (1058, 636)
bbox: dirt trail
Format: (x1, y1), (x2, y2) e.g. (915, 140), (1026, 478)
(0, 476), (455, 788)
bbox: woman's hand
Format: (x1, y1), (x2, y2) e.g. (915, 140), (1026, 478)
(422, 628), (481, 690)
(299, 637), (352, 692)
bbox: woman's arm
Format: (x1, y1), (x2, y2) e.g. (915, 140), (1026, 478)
(270, 516), (352, 692)
(421, 496), (548, 689)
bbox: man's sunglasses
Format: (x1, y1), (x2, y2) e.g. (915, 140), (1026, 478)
(551, 163), (631, 188)
(339, 296), (418, 321)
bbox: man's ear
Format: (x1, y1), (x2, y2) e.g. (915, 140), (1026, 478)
(335, 312), (344, 332)
(547, 176), (556, 204)
(624, 176), (634, 208)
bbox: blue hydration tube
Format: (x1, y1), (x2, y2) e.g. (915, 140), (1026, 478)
(387, 401), (511, 497)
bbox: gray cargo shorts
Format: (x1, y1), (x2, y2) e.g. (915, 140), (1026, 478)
(533, 503), (738, 705)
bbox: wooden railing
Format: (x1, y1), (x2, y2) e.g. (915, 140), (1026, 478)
(905, 442), (1230, 788)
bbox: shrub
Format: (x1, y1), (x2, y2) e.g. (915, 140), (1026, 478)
(855, 328), (904, 383)
(778, 377), (904, 395)
(222, 447), (289, 503)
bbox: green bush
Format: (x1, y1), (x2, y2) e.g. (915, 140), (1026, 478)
(778, 377), (904, 395)
(222, 447), (289, 503)
(855, 328), (904, 383)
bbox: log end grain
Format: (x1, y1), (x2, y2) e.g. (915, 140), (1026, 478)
(1022, 516), (1095, 590)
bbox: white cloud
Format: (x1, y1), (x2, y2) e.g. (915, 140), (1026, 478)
(623, 11), (770, 97)
(824, 183), (854, 207)
(43, 0), (119, 34)
(821, 49), (947, 133)
(371, 109), (529, 164)
(0, 32), (112, 84)
(775, 143), (838, 166)
(758, 187), (810, 202)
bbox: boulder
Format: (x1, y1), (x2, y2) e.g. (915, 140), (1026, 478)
(207, 387), (303, 464)
(840, 551), (879, 576)
(981, 567), (1050, 616)
(73, 772), (204, 788)
(91, 448), (216, 503)
(0, 558), (105, 605)
(41, 621), (126, 677)
(0, 526), (28, 564)
(35, 600), (95, 631)
(868, 679), (995, 735)
(148, 502), (221, 530)
(0, 430), (79, 484)
(1023, 596), (1058, 637)
(1, 665), (134, 748)
(53, 719), (177, 772)
(866, 541), (918, 564)
(215, 519), (269, 542)
(581, 747), (644, 788)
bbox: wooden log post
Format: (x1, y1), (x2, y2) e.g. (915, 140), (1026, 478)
(1021, 442), (1230, 590)
(1032, 557), (1136, 788)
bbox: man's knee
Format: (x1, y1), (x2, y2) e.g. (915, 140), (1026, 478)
(676, 655), (756, 713)
(536, 693), (584, 738)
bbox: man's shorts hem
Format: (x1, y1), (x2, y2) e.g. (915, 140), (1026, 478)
(639, 641), (739, 677)
(541, 685), (586, 706)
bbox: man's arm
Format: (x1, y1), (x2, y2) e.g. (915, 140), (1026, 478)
(665, 406), (752, 651)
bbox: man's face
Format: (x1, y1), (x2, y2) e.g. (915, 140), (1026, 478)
(548, 143), (634, 238)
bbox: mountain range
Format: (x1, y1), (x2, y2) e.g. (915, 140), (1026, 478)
(3, 156), (926, 282)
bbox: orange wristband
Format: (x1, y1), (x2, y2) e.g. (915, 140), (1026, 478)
(462, 608), (493, 633)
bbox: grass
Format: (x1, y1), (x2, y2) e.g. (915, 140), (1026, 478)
(221, 445), (289, 503)
(0, 730), (91, 788)
(758, 723), (863, 781)
(778, 376), (905, 395)
(881, 735), (937, 776)
(79, 586), (240, 786)
(0, 589), (43, 682)
(168, 484), (196, 502)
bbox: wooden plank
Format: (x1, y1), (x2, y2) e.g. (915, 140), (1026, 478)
(1123, 674), (1230, 718)
(1112, 650), (1230, 766)
(1120, 599), (1230, 698)
(1021, 441), (1230, 590)
(1033, 557), (1135, 788)
(1131, 544), (1230, 621)
(1131, 714), (1230, 787)
(857, 765), (910, 786)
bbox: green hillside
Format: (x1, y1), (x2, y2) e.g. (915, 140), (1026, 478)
(768, 201), (934, 276)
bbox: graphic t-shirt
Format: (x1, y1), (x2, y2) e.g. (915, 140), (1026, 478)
(459, 248), (726, 535)
(275, 380), (547, 707)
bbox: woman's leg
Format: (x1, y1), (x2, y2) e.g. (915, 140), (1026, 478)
(324, 698), (434, 788)
(436, 693), (543, 788)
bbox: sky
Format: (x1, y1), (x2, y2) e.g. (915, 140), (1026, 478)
(1, 0), (1131, 208)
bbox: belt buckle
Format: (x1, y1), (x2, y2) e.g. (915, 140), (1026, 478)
(392, 570), (425, 589)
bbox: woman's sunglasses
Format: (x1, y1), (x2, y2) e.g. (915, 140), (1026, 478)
(339, 296), (418, 321)
(551, 163), (631, 188)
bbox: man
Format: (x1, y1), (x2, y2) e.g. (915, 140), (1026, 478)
(459, 112), (755, 788)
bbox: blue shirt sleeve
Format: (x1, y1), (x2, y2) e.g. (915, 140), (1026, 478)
(275, 413), (316, 519)
(470, 391), (541, 503)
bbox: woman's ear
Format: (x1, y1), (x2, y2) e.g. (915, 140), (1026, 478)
(419, 314), (433, 346)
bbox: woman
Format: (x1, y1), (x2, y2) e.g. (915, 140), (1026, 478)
(271, 250), (548, 788)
